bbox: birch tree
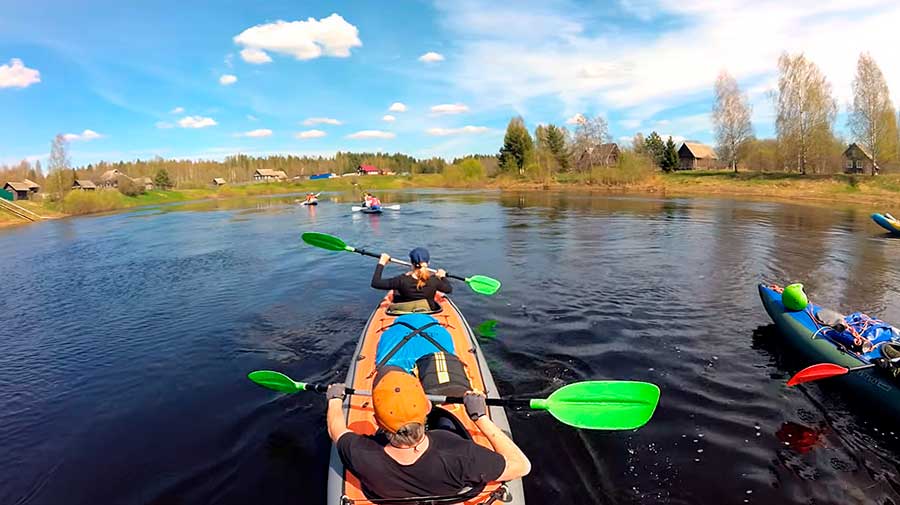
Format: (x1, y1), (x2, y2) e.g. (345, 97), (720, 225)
(713, 71), (753, 172)
(849, 52), (898, 175)
(775, 53), (837, 175)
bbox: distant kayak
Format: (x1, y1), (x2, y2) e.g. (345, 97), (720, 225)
(872, 213), (900, 234)
(358, 206), (382, 214)
(301, 199), (318, 206)
(352, 204), (399, 213)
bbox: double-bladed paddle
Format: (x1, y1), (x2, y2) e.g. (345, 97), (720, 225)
(248, 370), (660, 431)
(301, 231), (502, 296)
(787, 356), (900, 386)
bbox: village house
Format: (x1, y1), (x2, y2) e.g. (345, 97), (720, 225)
(72, 180), (97, 191)
(575, 143), (620, 169)
(212, 177), (227, 186)
(678, 142), (718, 170)
(843, 143), (878, 175)
(133, 177), (154, 191)
(99, 169), (130, 188)
(2, 180), (39, 200)
(357, 164), (381, 176)
(253, 169), (288, 181)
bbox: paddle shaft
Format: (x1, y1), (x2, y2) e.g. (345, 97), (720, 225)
(354, 248), (468, 283)
(306, 383), (531, 407)
(850, 355), (900, 373)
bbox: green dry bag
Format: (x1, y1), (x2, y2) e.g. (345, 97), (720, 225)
(782, 283), (808, 311)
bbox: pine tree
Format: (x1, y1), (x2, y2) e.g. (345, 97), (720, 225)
(643, 131), (666, 167)
(544, 125), (569, 171)
(154, 168), (174, 189)
(661, 137), (679, 172)
(498, 116), (534, 174)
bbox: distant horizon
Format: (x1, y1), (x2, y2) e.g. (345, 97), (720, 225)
(4, 1), (900, 167)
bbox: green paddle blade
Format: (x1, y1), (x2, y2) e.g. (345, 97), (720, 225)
(529, 381), (660, 430)
(301, 232), (353, 252)
(248, 370), (306, 393)
(466, 275), (501, 296)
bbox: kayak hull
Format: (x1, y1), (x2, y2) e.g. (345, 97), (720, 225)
(758, 283), (900, 418)
(359, 207), (382, 214)
(302, 200), (318, 206)
(872, 213), (900, 234)
(326, 292), (525, 505)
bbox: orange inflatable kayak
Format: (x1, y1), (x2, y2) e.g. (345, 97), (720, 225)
(325, 291), (526, 505)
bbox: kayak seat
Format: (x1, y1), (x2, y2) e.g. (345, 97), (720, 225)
(425, 406), (472, 440)
(386, 299), (442, 315)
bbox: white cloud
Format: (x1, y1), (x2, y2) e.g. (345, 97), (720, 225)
(247, 114), (258, 121)
(233, 14), (362, 62)
(347, 130), (396, 139)
(170, 106), (184, 114)
(296, 129), (327, 139)
(388, 102), (407, 112)
(565, 113), (585, 125)
(426, 126), (489, 136)
(435, 1), (900, 122)
(382, 114), (396, 122)
(0, 58), (40, 88)
(219, 74), (237, 85)
(430, 103), (469, 115)
(419, 51), (445, 63)
(303, 117), (342, 126)
(240, 128), (273, 138)
(178, 116), (218, 128)
(63, 129), (104, 142)
(240, 48), (273, 64)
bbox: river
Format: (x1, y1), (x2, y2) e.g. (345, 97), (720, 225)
(3, 190), (900, 505)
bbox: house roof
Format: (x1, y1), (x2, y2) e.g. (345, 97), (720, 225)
(843, 143), (874, 160)
(212, 177), (226, 184)
(255, 169), (287, 177)
(359, 164), (379, 172)
(681, 142), (717, 159)
(4, 181), (30, 191)
(23, 178), (40, 189)
(100, 169), (126, 181)
(74, 179), (97, 189)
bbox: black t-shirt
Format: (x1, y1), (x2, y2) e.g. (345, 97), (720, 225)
(336, 430), (506, 500)
(370, 264), (453, 309)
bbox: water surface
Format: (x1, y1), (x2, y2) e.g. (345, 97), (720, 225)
(3, 190), (900, 505)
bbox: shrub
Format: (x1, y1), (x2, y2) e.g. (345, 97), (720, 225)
(62, 190), (126, 215)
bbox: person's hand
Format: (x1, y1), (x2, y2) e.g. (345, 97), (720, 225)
(463, 390), (487, 421)
(326, 383), (347, 401)
(436, 268), (446, 278)
(379, 253), (390, 265)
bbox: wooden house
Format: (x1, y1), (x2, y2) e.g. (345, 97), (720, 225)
(678, 142), (718, 170)
(575, 143), (620, 169)
(134, 177), (154, 190)
(253, 169), (287, 181)
(212, 177), (227, 186)
(3, 181), (33, 200)
(100, 169), (129, 188)
(843, 143), (877, 174)
(357, 164), (381, 175)
(73, 179), (97, 190)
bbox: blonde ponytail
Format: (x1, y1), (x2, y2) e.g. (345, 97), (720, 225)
(415, 264), (431, 290)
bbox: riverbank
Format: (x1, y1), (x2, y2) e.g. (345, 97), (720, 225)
(3, 170), (899, 227)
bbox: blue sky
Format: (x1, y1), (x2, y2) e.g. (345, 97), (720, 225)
(3, 0), (900, 167)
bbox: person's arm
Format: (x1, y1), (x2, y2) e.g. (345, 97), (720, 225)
(326, 384), (351, 443)
(465, 392), (531, 481)
(371, 255), (402, 290)
(434, 269), (453, 294)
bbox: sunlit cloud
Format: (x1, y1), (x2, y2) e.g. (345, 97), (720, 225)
(303, 117), (342, 126)
(389, 102), (407, 112)
(430, 103), (469, 115)
(233, 14), (362, 62)
(347, 130), (395, 139)
(178, 116), (218, 128)
(0, 58), (40, 88)
(219, 74), (237, 85)
(296, 129), (327, 139)
(426, 125), (489, 136)
(419, 51), (445, 63)
(63, 129), (104, 142)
